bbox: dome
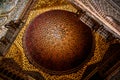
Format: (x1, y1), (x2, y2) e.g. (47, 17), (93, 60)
(23, 10), (93, 74)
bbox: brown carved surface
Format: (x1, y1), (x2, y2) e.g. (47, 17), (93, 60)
(23, 10), (93, 73)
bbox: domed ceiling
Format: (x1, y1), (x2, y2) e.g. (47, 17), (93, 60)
(1, 0), (112, 80)
(23, 10), (93, 74)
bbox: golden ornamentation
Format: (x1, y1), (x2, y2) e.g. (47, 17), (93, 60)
(32, 0), (69, 10)
(5, 0), (110, 80)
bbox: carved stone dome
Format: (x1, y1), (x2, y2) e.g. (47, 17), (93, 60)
(23, 10), (93, 74)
